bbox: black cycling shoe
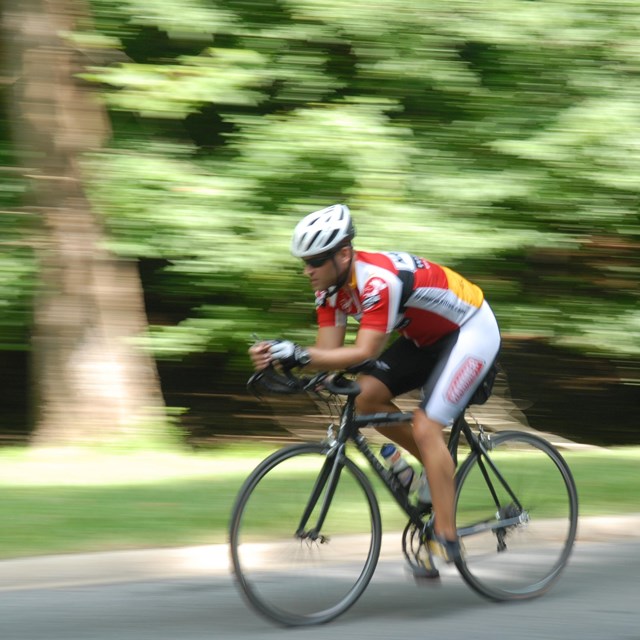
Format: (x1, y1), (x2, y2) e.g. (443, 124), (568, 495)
(429, 534), (462, 564)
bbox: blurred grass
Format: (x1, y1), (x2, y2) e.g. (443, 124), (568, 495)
(0, 444), (638, 560)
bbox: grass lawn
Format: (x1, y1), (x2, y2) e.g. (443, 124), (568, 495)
(0, 443), (638, 560)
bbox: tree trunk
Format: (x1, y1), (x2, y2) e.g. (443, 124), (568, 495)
(4, 0), (169, 446)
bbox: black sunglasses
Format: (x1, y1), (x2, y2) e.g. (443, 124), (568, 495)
(303, 253), (335, 268)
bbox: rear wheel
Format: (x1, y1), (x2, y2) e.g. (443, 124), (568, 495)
(229, 443), (382, 626)
(454, 431), (578, 601)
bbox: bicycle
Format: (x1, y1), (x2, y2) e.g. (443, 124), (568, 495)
(229, 361), (579, 627)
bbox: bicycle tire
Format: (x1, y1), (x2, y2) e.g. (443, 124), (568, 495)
(454, 430), (578, 601)
(229, 442), (382, 626)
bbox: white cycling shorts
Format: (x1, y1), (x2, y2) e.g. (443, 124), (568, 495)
(421, 301), (501, 426)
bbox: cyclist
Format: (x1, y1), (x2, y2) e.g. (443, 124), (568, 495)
(249, 203), (501, 564)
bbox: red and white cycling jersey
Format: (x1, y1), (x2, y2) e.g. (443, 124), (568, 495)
(316, 251), (485, 347)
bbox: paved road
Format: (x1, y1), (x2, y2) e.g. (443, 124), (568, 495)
(1, 518), (639, 640)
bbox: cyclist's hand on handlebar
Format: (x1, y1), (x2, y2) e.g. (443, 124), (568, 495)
(248, 338), (311, 371)
(269, 340), (311, 369)
(248, 341), (274, 371)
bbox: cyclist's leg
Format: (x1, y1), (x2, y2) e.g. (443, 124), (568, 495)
(356, 337), (440, 461)
(415, 301), (501, 545)
(412, 409), (456, 539)
(356, 376), (421, 460)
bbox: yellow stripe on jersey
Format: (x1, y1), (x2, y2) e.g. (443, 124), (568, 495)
(441, 266), (484, 309)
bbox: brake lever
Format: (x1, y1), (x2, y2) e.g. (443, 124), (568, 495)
(247, 370), (265, 398)
(301, 371), (330, 392)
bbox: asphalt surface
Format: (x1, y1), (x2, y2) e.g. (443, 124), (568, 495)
(1, 515), (639, 640)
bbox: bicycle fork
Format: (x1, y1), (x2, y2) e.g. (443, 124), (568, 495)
(294, 443), (346, 543)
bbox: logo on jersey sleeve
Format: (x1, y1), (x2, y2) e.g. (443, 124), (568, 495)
(361, 277), (387, 311)
(446, 357), (485, 404)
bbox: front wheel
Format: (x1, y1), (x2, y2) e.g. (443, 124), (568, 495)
(229, 442), (382, 626)
(454, 431), (578, 601)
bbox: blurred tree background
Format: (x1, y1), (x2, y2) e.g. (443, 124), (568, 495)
(0, 0), (638, 447)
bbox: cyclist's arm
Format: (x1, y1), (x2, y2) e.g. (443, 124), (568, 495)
(306, 328), (389, 371)
(314, 325), (347, 350)
(248, 326), (349, 371)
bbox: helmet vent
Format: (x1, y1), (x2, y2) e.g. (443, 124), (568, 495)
(290, 204), (355, 258)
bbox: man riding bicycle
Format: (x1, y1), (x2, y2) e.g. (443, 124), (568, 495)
(249, 203), (501, 563)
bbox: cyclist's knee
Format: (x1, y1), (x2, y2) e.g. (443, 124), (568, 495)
(412, 408), (445, 445)
(355, 375), (393, 413)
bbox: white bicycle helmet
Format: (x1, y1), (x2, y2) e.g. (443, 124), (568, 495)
(290, 204), (355, 258)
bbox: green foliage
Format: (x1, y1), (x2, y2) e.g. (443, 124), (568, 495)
(3, 0), (640, 367)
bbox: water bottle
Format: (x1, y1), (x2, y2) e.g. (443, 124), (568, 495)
(416, 469), (432, 505)
(380, 443), (415, 490)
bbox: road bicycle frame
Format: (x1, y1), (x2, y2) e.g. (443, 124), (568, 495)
(292, 385), (525, 545)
